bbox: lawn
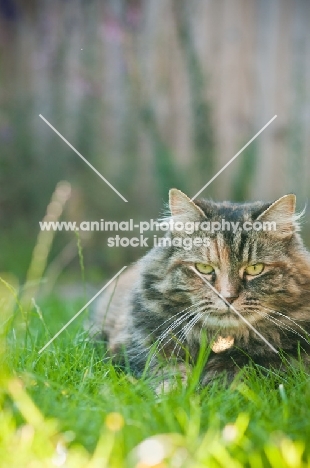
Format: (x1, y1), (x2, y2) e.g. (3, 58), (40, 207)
(1, 293), (310, 467)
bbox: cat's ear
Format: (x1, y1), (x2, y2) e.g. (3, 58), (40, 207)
(169, 189), (205, 222)
(257, 194), (298, 237)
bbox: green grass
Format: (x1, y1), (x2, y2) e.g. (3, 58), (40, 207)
(2, 295), (310, 467)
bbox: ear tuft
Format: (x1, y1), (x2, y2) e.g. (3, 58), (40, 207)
(257, 194), (298, 237)
(169, 189), (205, 222)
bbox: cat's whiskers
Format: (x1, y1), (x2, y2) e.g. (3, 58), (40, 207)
(131, 303), (202, 365)
(177, 312), (205, 343)
(255, 309), (310, 345)
(170, 311), (205, 358)
(174, 310), (213, 359)
(155, 300), (206, 344)
(199, 312), (212, 338)
(153, 303), (209, 361)
(154, 307), (203, 350)
(190, 266), (279, 354)
(254, 310), (294, 342)
(156, 310), (196, 347)
(148, 301), (206, 364)
(149, 311), (198, 365)
(261, 305), (310, 337)
(136, 301), (204, 351)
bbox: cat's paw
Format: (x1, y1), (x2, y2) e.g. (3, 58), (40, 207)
(153, 363), (190, 394)
(201, 368), (239, 387)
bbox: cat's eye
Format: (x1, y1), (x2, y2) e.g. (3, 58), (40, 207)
(195, 263), (214, 275)
(244, 263), (265, 276)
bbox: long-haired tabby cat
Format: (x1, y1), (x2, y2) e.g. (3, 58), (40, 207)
(92, 189), (310, 388)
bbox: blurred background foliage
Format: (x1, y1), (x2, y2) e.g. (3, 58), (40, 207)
(0, 0), (310, 286)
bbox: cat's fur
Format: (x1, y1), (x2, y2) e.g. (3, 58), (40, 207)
(92, 189), (310, 387)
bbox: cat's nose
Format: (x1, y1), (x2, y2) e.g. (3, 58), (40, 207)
(224, 296), (238, 304)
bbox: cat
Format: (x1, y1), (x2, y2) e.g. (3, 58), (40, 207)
(91, 189), (310, 389)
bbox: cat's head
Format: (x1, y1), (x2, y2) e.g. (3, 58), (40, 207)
(151, 189), (310, 334)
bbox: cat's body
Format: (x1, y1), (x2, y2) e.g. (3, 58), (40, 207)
(92, 190), (310, 387)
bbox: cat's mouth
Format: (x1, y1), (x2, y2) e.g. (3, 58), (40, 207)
(205, 307), (260, 328)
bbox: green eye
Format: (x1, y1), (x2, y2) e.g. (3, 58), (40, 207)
(195, 263), (214, 275)
(245, 263), (265, 276)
